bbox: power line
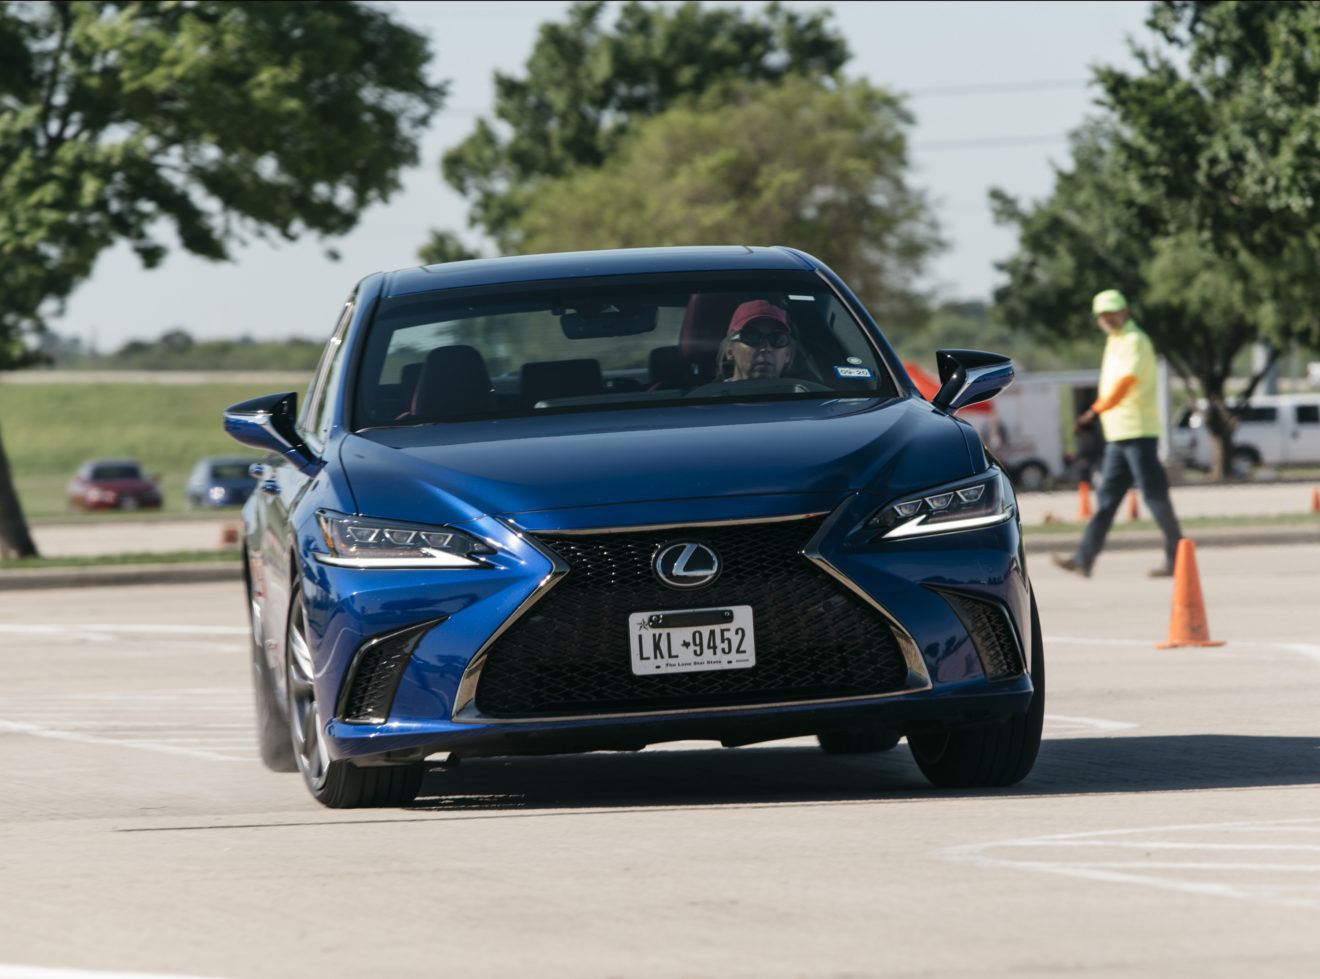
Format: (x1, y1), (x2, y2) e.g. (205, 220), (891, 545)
(907, 79), (1092, 98)
(915, 133), (1071, 152)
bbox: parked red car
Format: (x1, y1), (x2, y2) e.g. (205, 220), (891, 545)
(67, 457), (163, 512)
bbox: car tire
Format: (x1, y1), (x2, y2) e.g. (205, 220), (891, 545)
(1012, 461), (1050, 493)
(285, 582), (423, 808)
(817, 725), (901, 754)
(248, 572), (296, 773)
(1229, 446), (1259, 479)
(907, 590), (1045, 788)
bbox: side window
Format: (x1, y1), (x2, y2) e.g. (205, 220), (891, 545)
(1296, 404), (1320, 425)
(1235, 405), (1277, 424)
(300, 299), (355, 448)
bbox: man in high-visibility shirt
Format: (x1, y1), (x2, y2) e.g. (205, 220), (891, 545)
(1053, 289), (1183, 578)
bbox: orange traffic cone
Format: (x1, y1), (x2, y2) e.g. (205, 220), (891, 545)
(1126, 489), (1139, 521)
(1311, 487), (1319, 514)
(1076, 480), (1093, 521)
(1155, 539), (1225, 648)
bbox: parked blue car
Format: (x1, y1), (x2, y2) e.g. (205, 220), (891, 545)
(184, 455), (259, 509)
(224, 246), (1042, 808)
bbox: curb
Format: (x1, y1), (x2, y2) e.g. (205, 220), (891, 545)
(0, 561), (242, 591)
(2, 521), (1315, 590)
(1021, 521), (1319, 554)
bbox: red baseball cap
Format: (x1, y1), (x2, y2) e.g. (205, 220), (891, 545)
(727, 300), (792, 336)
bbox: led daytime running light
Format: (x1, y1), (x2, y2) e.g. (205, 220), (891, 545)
(315, 512), (492, 568)
(871, 475), (1010, 540)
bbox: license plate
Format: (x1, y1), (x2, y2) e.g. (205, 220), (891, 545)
(628, 606), (755, 676)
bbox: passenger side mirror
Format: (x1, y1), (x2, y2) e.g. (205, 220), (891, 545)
(223, 392), (320, 474)
(930, 349), (1014, 413)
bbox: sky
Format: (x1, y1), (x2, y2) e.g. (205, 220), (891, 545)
(54, 0), (1160, 352)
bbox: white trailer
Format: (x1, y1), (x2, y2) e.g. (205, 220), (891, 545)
(974, 369), (1100, 491)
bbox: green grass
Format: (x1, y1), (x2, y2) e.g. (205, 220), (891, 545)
(0, 548), (242, 570)
(0, 378), (310, 519)
(1023, 511), (1320, 535)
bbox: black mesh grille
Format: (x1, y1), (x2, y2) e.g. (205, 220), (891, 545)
(474, 519), (911, 717)
(940, 591), (1024, 681)
(339, 619), (443, 724)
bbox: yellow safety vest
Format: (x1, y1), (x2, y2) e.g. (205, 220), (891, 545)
(1097, 320), (1160, 441)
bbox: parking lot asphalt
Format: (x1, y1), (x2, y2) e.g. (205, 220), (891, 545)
(3, 479), (1317, 590)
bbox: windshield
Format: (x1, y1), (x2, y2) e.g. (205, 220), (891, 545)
(91, 464), (143, 480)
(210, 463), (253, 480)
(351, 273), (898, 428)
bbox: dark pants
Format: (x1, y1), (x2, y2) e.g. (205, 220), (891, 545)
(1072, 436), (1182, 571)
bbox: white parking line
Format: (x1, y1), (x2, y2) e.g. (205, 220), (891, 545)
(1043, 714), (1138, 735)
(940, 818), (1320, 910)
(0, 719), (248, 763)
(0, 624), (247, 635)
(0, 966), (227, 979)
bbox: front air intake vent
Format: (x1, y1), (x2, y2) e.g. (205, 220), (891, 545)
(337, 618), (446, 724)
(937, 591), (1024, 682)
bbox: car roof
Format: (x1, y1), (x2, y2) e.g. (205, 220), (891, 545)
(376, 246), (820, 299)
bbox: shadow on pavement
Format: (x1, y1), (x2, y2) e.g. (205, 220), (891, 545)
(406, 733), (1320, 813)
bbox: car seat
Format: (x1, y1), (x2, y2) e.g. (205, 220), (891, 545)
(409, 345), (497, 421)
(678, 293), (749, 382)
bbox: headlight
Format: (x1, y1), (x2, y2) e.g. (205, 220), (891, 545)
(867, 473), (1012, 540)
(315, 512), (494, 568)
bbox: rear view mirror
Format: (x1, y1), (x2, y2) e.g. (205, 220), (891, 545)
(560, 301), (657, 338)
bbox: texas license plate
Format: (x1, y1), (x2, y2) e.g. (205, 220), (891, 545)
(628, 606), (755, 676)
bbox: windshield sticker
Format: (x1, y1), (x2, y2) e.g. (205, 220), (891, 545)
(834, 365), (874, 379)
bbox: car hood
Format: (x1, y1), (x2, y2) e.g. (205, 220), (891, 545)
(342, 398), (980, 525)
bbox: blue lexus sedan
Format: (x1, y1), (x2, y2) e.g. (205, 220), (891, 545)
(224, 246), (1042, 808)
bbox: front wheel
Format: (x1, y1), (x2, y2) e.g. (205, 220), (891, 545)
(1012, 461), (1050, 493)
(285, 583), (423, 808)
(908, 591), (1045, 788)
(1229, 446), (1259, 479)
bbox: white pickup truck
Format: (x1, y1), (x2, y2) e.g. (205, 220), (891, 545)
(1172, 394), (1320, 474)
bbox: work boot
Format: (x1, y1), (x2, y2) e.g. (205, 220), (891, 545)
(1052, 555), (1091, 578)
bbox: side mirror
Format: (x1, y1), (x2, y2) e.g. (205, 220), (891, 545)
(930, 349), (1014, 413)
(223, 392), (320, 474)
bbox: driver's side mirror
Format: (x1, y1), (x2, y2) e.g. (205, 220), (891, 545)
(930, 349), (1014, 413)
(223, 392), (320, 474)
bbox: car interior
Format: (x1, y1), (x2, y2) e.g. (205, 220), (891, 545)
(353, 283), (897, 429)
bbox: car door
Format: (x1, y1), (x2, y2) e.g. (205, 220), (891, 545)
(1286, 401), (1320, 464)
(257, 297), (355, 682)
(1235, 404), (1285, 464)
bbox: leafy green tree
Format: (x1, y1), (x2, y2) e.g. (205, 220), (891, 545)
(991, 1), (1320, 477)
(0, 0), (446, 557)
(891, 301), (1096, 373)
(508, 76), (940, 327)
(432, 0), (849, 253)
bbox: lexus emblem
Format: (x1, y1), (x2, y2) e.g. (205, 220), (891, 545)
(653, 542), (721, 590)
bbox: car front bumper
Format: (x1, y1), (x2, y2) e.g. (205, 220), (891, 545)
(298, 496), (1036, 765)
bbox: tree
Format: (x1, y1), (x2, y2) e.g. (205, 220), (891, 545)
(991, 2), (1320, 478)
(433, 0), (849, 253)
(509, 76), (942, 327)
(0, 1), (445, 557)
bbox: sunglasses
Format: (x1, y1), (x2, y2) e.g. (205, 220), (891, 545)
(732, 329), (792, 349)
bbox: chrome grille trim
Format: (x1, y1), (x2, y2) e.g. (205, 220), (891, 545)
(451, 503), (929, 724)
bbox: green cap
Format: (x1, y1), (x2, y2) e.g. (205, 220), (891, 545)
(1092, 289), (1128, 314)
